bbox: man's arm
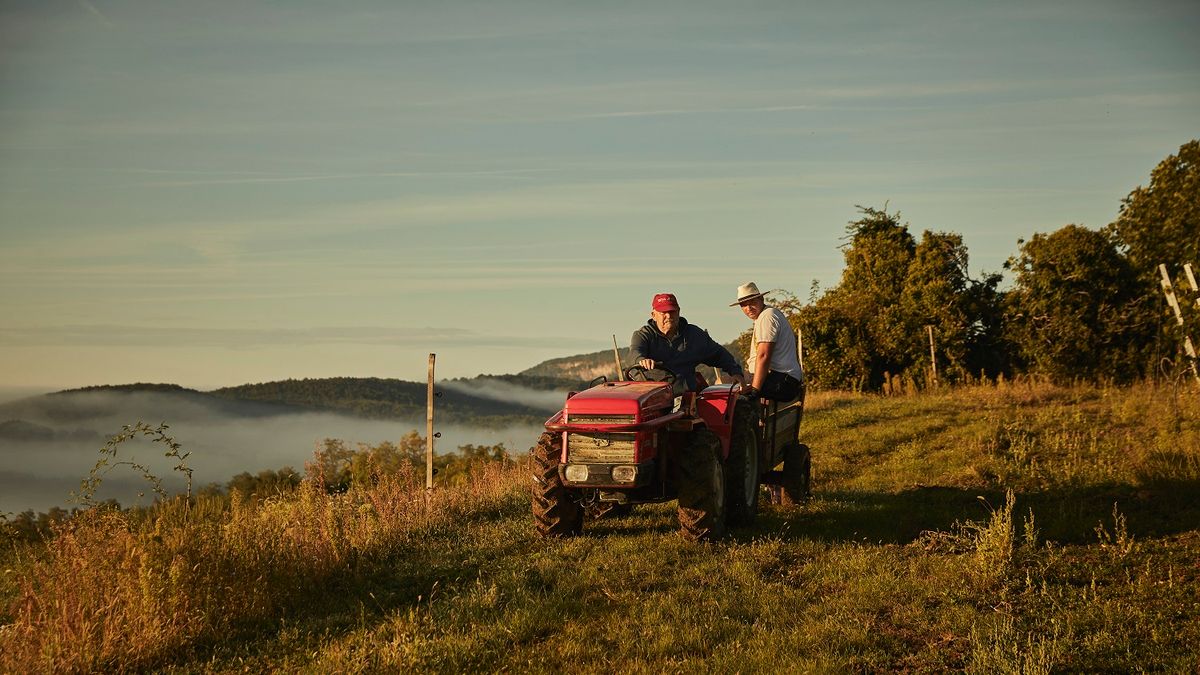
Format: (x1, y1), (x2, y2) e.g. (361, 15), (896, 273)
(630, 329), (657, 370)
(752, 340), (774, 391)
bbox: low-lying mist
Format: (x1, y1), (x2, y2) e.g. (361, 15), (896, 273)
(440, 378), (567, 411)
(0, 390), (543, 515)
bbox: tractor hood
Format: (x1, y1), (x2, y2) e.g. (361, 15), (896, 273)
(564, 381), (673, 421)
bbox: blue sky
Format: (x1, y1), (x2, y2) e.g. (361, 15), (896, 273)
(1, 0), (1197, 389)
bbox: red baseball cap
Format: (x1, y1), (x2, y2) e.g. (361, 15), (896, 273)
(652, 293), (680, 312)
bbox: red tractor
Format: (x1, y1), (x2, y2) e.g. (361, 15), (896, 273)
(531, 366), (810, 541)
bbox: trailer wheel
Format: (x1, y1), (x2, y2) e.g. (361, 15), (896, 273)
(531, 432), (583, 537)
(780, 442), (811, 506)
(725, 400), (760, 527)
(677, 429), (727, 541)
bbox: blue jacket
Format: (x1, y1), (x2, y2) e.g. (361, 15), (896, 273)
(629, 317), (743, 391)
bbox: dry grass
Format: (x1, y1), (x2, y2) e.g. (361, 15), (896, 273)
(0, 461), (525, 672)
(1, 380), (1198, 672)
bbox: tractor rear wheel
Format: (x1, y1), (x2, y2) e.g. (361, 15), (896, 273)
(779, 442), (811, 506)
(725, 400), (760, 527)
(677, 429), (727, 541)
(531, 432), (583, 537)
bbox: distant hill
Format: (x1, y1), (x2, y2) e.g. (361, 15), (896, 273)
(1, 343), (748, 436)
(63, 383), (201, 395)
(211, 377), (558, 426)
(519, 348), (634, 382)
(520, 340), (746, 384)
(1, 384), (301, 425)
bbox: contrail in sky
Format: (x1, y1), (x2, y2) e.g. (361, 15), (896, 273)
(78, 0), (113, 26)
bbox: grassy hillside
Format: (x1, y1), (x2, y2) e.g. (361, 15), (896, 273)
(2, 380), (1197, 672)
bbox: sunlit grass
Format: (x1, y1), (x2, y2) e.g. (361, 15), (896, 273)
(1, 380), (1198, 672)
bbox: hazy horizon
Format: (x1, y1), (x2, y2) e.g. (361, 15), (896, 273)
(0, 388), (546, 514)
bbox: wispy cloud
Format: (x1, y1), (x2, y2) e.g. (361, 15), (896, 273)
(572, 104), (816, 119)
(126, 168), (551, 188)
(0, 324), (595, 350)
(0, 171), (840, 266)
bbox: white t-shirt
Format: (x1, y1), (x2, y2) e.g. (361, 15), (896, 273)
(750, 307), (804, 381)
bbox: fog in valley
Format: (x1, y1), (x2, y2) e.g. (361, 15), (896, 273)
(441, 378), (568, 411)
(0, 389), (543, 515)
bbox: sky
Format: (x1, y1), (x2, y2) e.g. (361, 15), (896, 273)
(1, 0), (1197, 391)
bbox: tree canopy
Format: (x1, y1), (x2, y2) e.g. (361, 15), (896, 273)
(1002, 225), (1155, 383)
(1109, 140), (1200, 280)
(787, 207), (1006, 390)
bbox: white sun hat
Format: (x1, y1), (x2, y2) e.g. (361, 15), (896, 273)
(730, 282), (766, 306)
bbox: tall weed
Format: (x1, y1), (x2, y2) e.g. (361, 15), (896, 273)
(969, 613), (1063, 675)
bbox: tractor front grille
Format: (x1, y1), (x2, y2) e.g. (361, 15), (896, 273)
(567, 414), (636, 425)
(567, 432), (636, 464)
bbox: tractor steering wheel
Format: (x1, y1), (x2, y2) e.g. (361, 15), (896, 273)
(624, 364), (677, 387)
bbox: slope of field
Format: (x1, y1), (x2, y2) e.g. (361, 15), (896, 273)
(3, 381), (1197, 672)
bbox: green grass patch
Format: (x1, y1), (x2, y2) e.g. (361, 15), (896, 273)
(2, 381), (1198, 672)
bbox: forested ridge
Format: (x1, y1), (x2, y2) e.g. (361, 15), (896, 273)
(210, 375), (576, 425)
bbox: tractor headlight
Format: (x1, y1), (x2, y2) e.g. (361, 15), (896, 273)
(611, 465), (638, 483)
(564, 464), (589, 482)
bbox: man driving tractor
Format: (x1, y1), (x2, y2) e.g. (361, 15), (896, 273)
(531, 288), (811, 541)
(630, 292), (747, 391)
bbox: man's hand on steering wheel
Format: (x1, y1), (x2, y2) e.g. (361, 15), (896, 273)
(624, 363), (677, 387)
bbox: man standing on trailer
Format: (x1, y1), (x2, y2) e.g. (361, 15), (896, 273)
(732, 282), (805, 402)
(631, 292), (747, 391)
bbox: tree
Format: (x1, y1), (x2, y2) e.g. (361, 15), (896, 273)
(1003, 225), (1155, 382)
(796, 206), (1008, 390)
(1108, 140), (1200, 378)
(900, 231), (971, 379)
(811, 206), (917, 389)
(1109, 140), (1200, 280)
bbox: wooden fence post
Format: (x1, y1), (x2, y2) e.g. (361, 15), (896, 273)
(612, 335), (623, 381)
(926, 325), (938, 387)
(426, 353), (436, 490)
(1158, 264), (1200, 383)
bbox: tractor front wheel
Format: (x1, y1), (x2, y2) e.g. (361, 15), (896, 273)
(779, 442), (811, 506)
(531, 432), (583, 537)
(725, 400), (760, 527)
(677, 429), (727, 541)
